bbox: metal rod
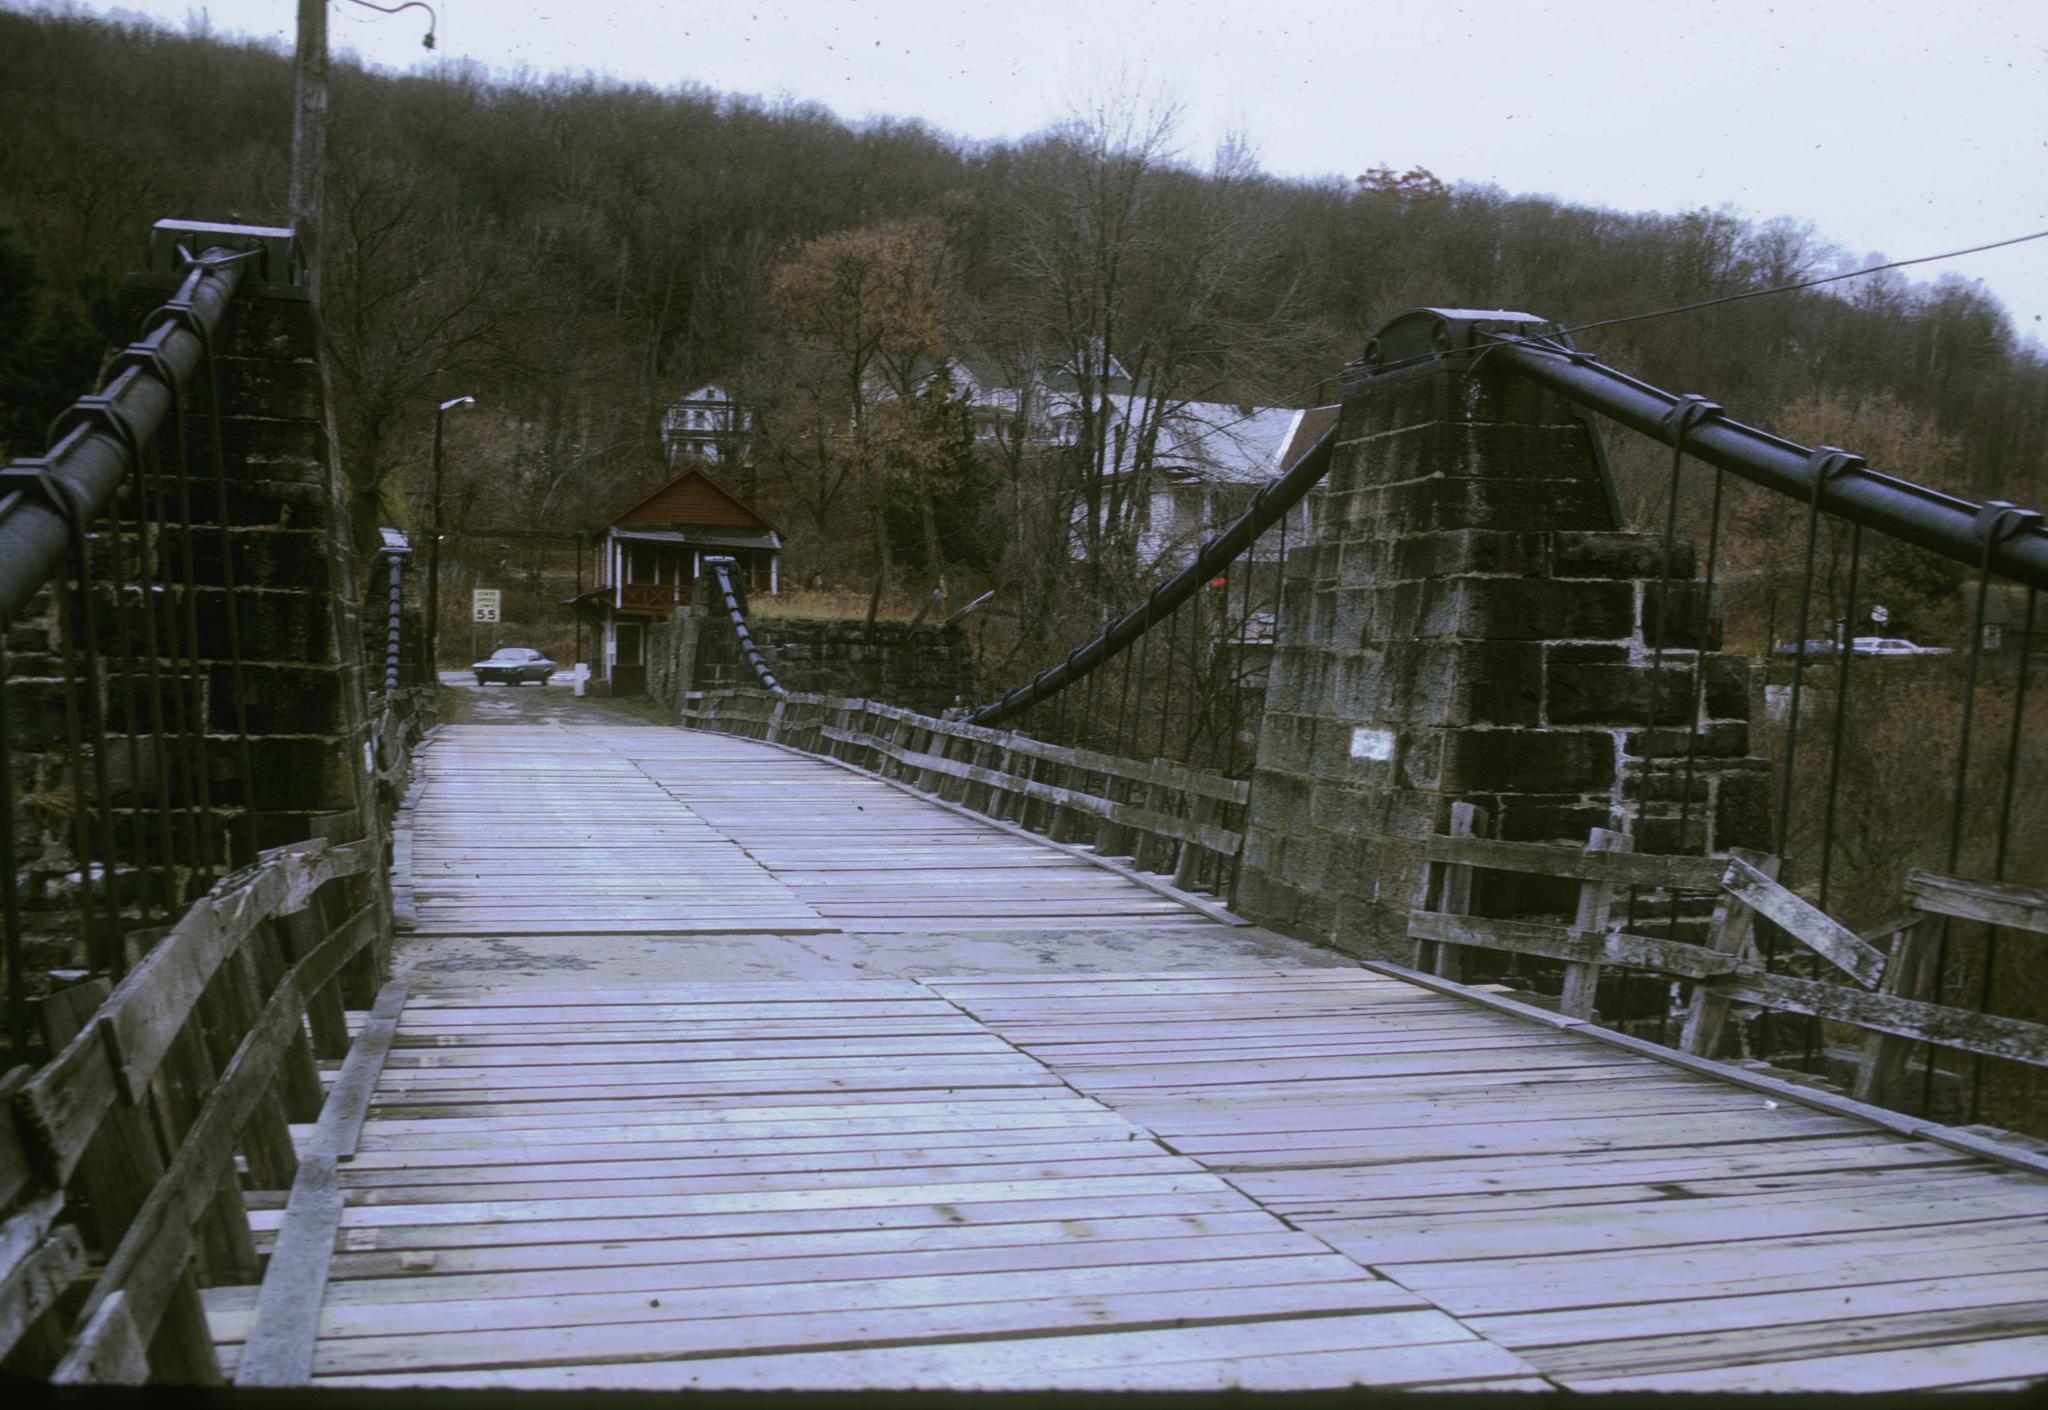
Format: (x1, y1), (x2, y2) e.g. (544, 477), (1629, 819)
(0, 635), (22, 1055)
(1816, 526), (1863, 908)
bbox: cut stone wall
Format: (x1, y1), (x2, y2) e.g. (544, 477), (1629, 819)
(1235, 363), (1769, 959)
(655, 593), (979, 719)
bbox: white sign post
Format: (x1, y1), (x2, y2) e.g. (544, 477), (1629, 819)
(472, 589), (501, 623)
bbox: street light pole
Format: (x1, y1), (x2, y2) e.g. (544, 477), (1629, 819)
(426, 394), (475, 676)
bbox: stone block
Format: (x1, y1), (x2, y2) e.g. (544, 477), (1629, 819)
(1634, 814), (1712, 856)
(213, 735), (352, 810)
(1495, 795), (1617, 844)
(1552, 531), (1690, 580)
(1714, 764), (1776, 852)
(204, 661), (347, 733)
(172, 527), (333, 591)
(1454, 578), (1634, 643)
(182, 413), (329, 482)
(1641, 581), (1722, 651)
(192, 587), (335, 665)
(1703, 653), (1752, 720)
(1445, 729), (1615, 793)
(1546, 646), (1694, 725)
(1391, 530), (1548, 581)
(1625, 721), (1749, 760)
(213, 356), (326, 420)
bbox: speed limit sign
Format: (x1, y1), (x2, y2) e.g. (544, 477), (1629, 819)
(472, 589), (501, 623)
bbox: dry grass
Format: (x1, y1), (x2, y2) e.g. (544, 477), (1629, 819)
(762, 586), (928, 623)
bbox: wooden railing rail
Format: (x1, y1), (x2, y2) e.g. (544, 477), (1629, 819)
(1408, 829), (2048, 1113)
(681, 687), (1247, 906)
(0, 837), (381, 1383)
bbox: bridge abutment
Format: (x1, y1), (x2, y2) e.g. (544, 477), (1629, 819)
(4, 225), (388, 1006)
(1237, 345), (1769, 960)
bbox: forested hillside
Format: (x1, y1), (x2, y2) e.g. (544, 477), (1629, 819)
(3, 4), (2044, 662)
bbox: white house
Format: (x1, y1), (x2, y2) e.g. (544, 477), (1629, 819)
(661, 383), (752, 465)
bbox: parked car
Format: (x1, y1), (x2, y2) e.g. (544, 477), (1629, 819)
(1851, 637), (1953, 657)
(472, 647), (557, 685)
(1771, 636), (1950, 658)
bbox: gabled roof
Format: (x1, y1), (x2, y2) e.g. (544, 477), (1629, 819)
(596, 465), (781, 538)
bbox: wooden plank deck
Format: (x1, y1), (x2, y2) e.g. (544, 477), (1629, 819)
(926, 970), (2048, 1392)
(210, 722), (2048, 1392)
(406, 726), (1216, 936)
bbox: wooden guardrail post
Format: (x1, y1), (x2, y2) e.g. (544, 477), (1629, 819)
(1424, 803), (1486, 982)
(1173, 791), (1222, 892)
(1850, 914), (1943, 1104)
(1679, 848), (1780, 1058)
(1558, 827), (1628, 1020)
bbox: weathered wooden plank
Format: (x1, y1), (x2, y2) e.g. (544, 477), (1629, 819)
(300, 1279), (1413, 1377)
(1420, 803), (1482, 981)
(1704, 970), (2048, 1067)
(1560, 828), (1626, 1020)
(1425, 833), (1726, 891)
(1363, 961), (2048, 1179)
(844, 729), (1244, 856)
(1906, 869), (2048, 934)
(51, 1290), (150, 1385)
(235, 977), (412, 1387)
(62, 900), (379, 1368)
(1407, 912), (1737, 980)
(0, 1196), (85, 1362)
(1680, 848), (1778, 1058)
(1721, 854), (1886, 988)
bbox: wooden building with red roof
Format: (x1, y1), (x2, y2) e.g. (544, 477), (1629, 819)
(570, 466), (781, 694)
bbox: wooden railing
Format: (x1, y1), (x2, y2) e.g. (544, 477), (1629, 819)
(1410, 819), (2048, 1114)
(620, 581), (686, 610)
(682, 688), (1247, 908)
(0, 836), (383, 1382)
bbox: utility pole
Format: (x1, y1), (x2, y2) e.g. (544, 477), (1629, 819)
(291, 5), (438, 303)
(426, 395), (475, 675)
(290, 0), (328, 304)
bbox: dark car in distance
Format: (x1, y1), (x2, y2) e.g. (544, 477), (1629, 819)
(472, 647), (557, 685)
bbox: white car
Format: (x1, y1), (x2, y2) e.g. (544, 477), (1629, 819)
(1851, 637), (1952, 657)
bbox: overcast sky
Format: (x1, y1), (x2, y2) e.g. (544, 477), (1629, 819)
(63, 0), (2048, 337)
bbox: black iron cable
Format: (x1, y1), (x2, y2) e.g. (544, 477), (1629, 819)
(706, 559), (787, 696)
(0, 251), (248, 628)
(1484, 336), (2048, 590)
(1143, 228), (2048, 490)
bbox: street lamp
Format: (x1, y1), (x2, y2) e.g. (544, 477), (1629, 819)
(426, 394), (475, 674)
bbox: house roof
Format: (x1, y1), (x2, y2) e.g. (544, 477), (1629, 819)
(596, 465), (780, 538)
(1091, 397), (1309, 485)
(1277, 405), (1341, 475)
(614, 526), (783, 552)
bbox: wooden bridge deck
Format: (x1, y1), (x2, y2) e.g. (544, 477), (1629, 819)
(208, 725), (2048, 1392)
(402, 725), (1222, 936)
